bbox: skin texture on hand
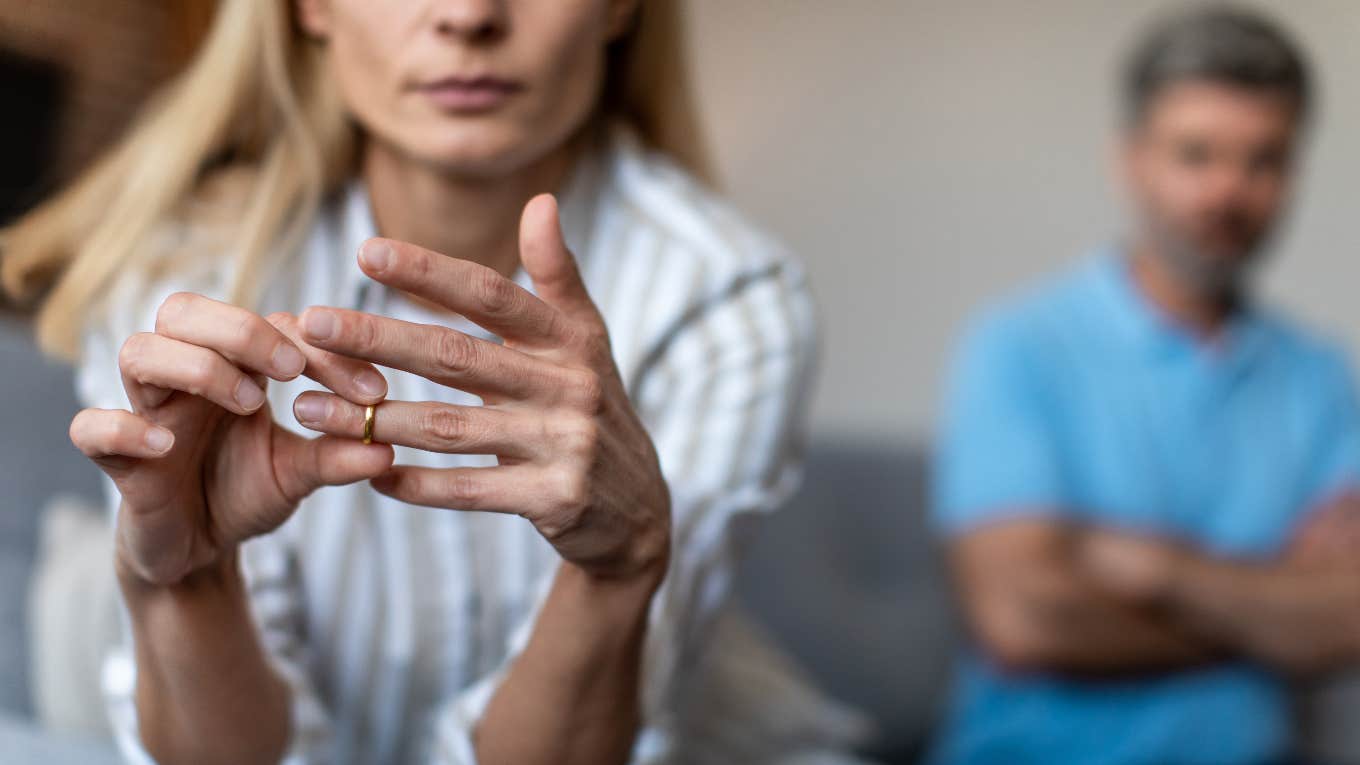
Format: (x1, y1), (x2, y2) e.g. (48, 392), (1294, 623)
(72, 195), (672, 765)
(69, 295), (397, 764)
(291, 194), (670, 765)
(294, 194), (671, 582)
(70, 294), (395, 586)
(72, 1), (663, 760)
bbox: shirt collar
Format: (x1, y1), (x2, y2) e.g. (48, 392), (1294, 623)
(1091, 245), (1268, 370)
(334, 132), (610, 314)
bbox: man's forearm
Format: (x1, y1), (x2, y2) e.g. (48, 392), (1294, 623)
(1160, 553), (1360, 673)
(118, 549), (291, 765)
(475, 561), (659, 765)
(981, 556), (1222, 675)
(954, 521), (1223, 677)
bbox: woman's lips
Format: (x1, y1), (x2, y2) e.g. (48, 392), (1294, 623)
(415, 76), (523, 113)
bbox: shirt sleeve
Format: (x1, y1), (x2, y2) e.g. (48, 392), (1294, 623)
(1300, 346), (1360, 508)
(932, 309), (1066, 536)
(427, 254), (819, 763)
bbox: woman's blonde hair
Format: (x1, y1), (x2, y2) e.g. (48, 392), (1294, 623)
(1, 0), (709, 360)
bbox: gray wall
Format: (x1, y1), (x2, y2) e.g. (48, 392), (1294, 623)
(687, 0), (1360, 443)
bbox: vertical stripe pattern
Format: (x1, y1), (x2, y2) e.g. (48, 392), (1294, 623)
(89, 126), (849, 765)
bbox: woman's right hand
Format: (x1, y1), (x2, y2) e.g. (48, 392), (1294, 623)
(69, 292), (395, 586)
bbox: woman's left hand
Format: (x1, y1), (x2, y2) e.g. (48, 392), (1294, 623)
(291, 194), (670, 583)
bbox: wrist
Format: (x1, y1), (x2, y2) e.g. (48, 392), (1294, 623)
(113, 499), (238, 590)
(557, 548), (667, 630)
(564, 549), (666, 603)
(571, 502), (671, 592)
(115, 540), (241, 596)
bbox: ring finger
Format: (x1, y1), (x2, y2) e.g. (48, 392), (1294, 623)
(292, 391), (539, 460)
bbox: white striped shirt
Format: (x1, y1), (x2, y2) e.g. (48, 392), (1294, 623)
(78, 127), (866, 763)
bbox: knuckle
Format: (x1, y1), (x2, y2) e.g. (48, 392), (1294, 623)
(574, 321), (610, 353)
(448, 470), (483, 505)
(352, 314), (381, 351)
(229, 310), (264, 349)
(265, 311), (294, 327)
(434, 331), (476, 376)
(474, 270), (517, 317)
(105, 414), (134, 445)
(554, 415), (600, 460)
(406, 246), (430, 280)
(566, 369), (605, 413)
(537, 470), (589, 539)
(552, 467), (591, 514)
(422, 407), (469, 448)
(118, 333), (152, 373)
(154, 291), (195, 331)
(184, 354), (217, 395)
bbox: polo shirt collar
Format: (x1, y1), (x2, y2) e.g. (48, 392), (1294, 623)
(1092, 245), (1268, 370)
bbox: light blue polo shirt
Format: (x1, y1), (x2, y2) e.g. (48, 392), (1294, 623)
(928, 250), (1360, 765)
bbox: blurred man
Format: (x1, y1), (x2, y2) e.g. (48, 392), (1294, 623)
(929, 7), (1360, 764)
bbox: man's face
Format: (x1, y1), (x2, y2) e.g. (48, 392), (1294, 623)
(1121, 81), (1301, 297)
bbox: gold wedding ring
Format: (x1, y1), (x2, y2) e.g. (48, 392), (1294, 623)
(362, 404), (376, 445)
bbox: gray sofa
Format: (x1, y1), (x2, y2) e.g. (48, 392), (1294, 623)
(0, 315), (104, 718)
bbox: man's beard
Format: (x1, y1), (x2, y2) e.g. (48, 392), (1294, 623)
(1150, 218), (1272, 308)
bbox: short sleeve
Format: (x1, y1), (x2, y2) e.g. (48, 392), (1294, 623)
(932, 310), (1066, 536)
(1300, 347), (1360, 508)
(426, 254), (824, 762)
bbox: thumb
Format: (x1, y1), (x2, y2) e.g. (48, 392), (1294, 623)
(274, 429), (394, 503)
(519, 193), (596, 319)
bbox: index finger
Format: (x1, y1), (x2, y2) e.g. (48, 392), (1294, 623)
(267, 312), (388, 405)
(154, 292), (305, 380)
(356, 238), (567, 347)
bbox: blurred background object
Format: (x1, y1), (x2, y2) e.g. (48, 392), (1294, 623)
(690, 2), (1360, 761)
(0, 0), (217, 739)
(0, 0), (213, 222)
(1, 2), (1359, 763)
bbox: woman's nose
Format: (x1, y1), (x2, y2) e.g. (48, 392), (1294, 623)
(431, 0), (509, 43)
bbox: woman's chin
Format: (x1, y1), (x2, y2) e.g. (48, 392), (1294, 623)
(404, 124), (551, 180)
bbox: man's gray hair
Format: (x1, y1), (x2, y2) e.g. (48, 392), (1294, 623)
(1122, 4), (1312, 125)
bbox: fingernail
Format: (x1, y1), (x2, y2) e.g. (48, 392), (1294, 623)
(354, 369), (386, 398)
(144, 427), (173, 453)
(293, 395), (328, 425)
(235, 379), (266, 411)
(303, 310), (336, 341)
(359, 241), (391, 271)
(272, 343), (305, 377)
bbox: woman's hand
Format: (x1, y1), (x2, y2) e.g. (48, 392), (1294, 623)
(292, 194), (671, 583)
(69, 296), (395, 586)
